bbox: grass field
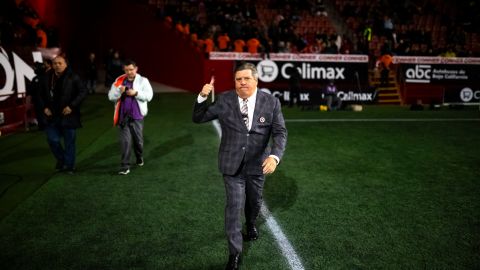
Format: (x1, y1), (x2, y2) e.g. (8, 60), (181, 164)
(0, 93), (479, 269)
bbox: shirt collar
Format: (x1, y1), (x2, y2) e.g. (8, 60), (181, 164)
(237, 88), (257, 105)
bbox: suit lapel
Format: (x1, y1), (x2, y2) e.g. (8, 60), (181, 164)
(225, 91), (246, 128)
(251, 91), (265, 130)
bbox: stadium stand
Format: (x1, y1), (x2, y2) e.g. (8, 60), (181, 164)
(147, 0), (479, 57)
(1, 0), (479, 134)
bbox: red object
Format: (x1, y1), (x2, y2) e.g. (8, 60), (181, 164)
(112, 75), (127, 126)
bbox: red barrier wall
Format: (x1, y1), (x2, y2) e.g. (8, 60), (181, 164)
(204, 60), (235, 93)
(26, 0), (206, 92)
(402, 85), (445, 104)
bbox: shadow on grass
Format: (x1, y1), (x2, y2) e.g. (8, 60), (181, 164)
(184, 264), (225, 270)
(0, 134), (34, 153)
(263, 169), (298, 213)
(76, 142), (119, 173)
(0, 174), (22, 197)
(145, 133), (194, 160)
(241, 170), (298, 257)
(76, 133), (194, 174)
(0, 147), (48, 166)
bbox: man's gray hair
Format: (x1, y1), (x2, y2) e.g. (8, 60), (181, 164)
(234, 62), (258, 81)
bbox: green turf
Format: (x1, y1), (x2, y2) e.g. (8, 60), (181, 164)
(0, 93), (479, 269)
(271, 120), (480, 269)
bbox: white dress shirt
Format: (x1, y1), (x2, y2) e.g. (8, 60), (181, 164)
(237, 88), (257, 131)
(197, 88), (279, 164)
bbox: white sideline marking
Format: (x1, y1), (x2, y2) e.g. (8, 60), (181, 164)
(286, 118), (480, 122)
(261, 202), (305, 270)
(212, 120), (305, 270)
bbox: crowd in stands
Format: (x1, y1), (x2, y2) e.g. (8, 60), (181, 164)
(153, 0), (347, 56)
(2, 0), (479, 62)
(150, 0), (480, 58)
(0, 0), (58, 50)
(340, 0), (480, 57)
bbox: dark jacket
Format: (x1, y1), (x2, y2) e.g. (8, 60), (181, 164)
(38, 68), (88, 128)
(193, 90), (287, 175)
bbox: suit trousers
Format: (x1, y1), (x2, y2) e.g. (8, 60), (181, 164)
(119, 119), (144, 170)
(223, 163), (265, 254)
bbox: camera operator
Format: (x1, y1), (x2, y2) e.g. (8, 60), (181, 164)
(108, 59), (153, 175)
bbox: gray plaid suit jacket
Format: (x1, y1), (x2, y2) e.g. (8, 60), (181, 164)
(193, 90), (287, 175)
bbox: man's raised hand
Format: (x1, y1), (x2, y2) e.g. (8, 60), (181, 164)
(200, 76), (215, 97)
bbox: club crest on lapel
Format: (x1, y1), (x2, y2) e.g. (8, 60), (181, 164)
(259, 116), (266, 123)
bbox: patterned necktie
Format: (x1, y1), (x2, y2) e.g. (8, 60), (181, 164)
(241, 98), (249, 128)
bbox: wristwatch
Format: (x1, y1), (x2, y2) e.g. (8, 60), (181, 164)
(200, 92), (208, 97)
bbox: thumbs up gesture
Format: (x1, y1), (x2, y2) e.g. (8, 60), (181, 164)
(200, 76), (215, 97)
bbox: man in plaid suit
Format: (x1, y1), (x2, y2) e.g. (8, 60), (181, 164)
(193, 62), (287, 270)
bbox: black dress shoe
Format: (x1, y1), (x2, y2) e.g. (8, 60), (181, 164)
(244, 225), (259, 241)
(65, 168), (75, 175)
(225, 253), (241, 270)
(55, 160), (65, 172)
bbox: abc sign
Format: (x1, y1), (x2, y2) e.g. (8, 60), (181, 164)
(406, 65), (431, 82)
